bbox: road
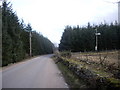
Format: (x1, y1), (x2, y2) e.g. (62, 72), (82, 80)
(2, 55), (68, 88)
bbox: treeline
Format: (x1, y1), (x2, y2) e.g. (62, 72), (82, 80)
(2, 2), (54, 66)
(59, 23), (120, 52)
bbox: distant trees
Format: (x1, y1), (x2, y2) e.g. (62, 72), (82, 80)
(31, 31), (53, 55)
(59, 23), (120, 52)
(2, 2), (54, 66)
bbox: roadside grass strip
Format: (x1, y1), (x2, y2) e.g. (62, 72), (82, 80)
(53, 55), (120, 89)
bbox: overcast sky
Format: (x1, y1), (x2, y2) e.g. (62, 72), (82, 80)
(8, 0), (119, 45)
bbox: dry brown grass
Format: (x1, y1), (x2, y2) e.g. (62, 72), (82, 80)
(71, 50), (119, 67)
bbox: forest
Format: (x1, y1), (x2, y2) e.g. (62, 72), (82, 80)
(2, 2), (54, 66)
(59, 23), (120, 52)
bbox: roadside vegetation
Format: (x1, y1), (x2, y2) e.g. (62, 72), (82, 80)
(53, 51), (120, 89)
(2, 1), (54, 66)
(53, 55), (88, 88)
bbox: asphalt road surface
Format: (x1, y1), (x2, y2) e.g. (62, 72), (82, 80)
(2, 55), (68, 88)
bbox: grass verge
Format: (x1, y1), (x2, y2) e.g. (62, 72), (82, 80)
(56, 61), (88, 88)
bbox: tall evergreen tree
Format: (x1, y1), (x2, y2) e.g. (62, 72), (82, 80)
(2, 1), (54, 66)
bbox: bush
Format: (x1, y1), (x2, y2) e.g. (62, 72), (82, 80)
(60, 51), (71, 58)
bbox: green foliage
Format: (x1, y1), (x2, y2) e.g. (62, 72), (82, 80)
(59, 23), (120, 52)
(31, 31), (53, 55)
(2, 1), (54, 66)
(57, 62), (87, 88)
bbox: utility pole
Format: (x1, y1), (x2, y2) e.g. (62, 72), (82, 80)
(95, 29), (101, 51)
(29, 31), (32, 57)
(26, 24), (32, 57)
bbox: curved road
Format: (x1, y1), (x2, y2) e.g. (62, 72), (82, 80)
(2, 55), (68, 88)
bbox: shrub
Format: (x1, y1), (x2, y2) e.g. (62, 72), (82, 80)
(60, 51), (71, 58)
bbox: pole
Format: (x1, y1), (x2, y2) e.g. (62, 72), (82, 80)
(95, 29), (98, 51)
(30, 31), (32, 57)
(95, 29), (101, 51)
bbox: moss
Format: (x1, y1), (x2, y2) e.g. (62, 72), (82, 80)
(106, 78), (120, 87)
(93, 70), (111, 77)
(108, 78), (120, 84)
